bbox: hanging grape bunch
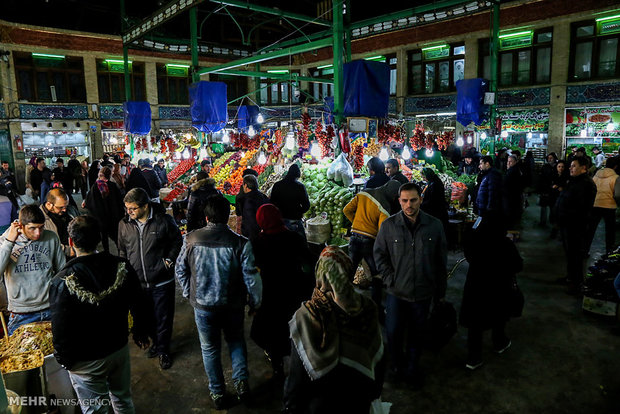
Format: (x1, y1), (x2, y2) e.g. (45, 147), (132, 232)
(409, 126), (426, 151)
(315, 121), (331, 157)
(352, 142), (365, 171)
(298, 113), (311, 149)
(436, 130), (455, 150)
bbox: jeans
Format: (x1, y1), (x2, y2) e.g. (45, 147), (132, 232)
(467, 323), (508, 363)
(194, 307), (248, 395)
(586, 207), (616, 253)
(8, 308), (51, 335)
(560, 224), (587, 286)
(385, 295), (431, 377)
(348, 233), (382, 307)
(283, 219), (306, 242)
(40, 181), (50, 204)
(144, 281), (175, 355)
(68, 345), (135, 414)
(615, 272), (620, 300)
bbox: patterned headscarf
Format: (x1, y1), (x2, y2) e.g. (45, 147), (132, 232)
(289, 246), (383, 381)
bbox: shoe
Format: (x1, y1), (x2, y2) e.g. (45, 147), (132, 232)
(234, 379), (250, 403)
(146, 346), (158, 359)
(159, 353), (172, 370)
(210, 392), (226, 410)
(465, 360), (483, 370)
(494, 340), (512, 354)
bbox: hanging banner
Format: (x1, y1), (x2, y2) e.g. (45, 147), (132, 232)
(479, 108), (549, 132)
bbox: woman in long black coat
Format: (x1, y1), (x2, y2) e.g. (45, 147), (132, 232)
(421, 167), (449, 231)
(124, 167), (153, 197)
(460, 221), (523, 370)
(85, 166), (125, 252)
(250, 203), (314, 377)
(87, 160), (100, 189)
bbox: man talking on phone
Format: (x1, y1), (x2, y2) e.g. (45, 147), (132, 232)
(0, 204), (66, 334)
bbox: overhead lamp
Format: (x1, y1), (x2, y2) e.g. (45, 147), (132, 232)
(580, 129), (587, 138)
(258, 152), (267, 165)
(498, 30), (532, 39)
(267, 69), (289, 74)
(182, 147), (190, 159)
(401, 145), (411, 160)
(310, 142), (321, 158)
(425, 148), (434, 157)
(421, 44), (448, 51)
(456, 137), (464, 147)
(527, 132), (533, 139)
(596, 14), (620, 22)
(285, 132), (296, 150)
(32, 53), (65, 59)
(166, 63), (190, 68)
(466, 135), (473, 144)
(606, 123), (615, 132)
(501, 130), (508, 138)
(364, 55), (385, 62)
(175, 151), (181, 160)
(248, 126), (255, 136)
(480, 132), (487, 139)
(256, 113), (264, 124)
(317, 64), (333, 70)
(379, 146), (389, 161)
(222, 131), (230, 143)
(105, 59), (132, 64)
(199, 147), (208, 159)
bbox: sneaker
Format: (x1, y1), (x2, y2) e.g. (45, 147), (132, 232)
(234, 379), (250, 403)
(465, 360), (483, 370)
(494, 340), (512, 354)
(159, 353), (172, 370)
(210, 392), (225, 410)
(146, 346), (158, 359)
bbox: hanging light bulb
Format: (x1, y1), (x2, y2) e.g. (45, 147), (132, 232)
(256, 113), (264, 124)
(456, 137), (464, 147)
(222, 131), (230, 143)
(501, 130), (508, 138)
(182, 147), (190, 159)
(379, 146), (389, 161)
(286, 132), (295, 150)
(258, 151), (267, 165)
(248, 126), (255, 136)
(310, 142), (321, 158)
(527, 132), (533, 139)
(174, 151), (181, 160)
(199, 146), (208, 159)
(401, 145), (411, 160)
(425, 148), (434, 157)
(580, 129), (587, 137)
(480, 132), (487, 140)
(607, 123), (615, 132)
(466, 135), (473, 144)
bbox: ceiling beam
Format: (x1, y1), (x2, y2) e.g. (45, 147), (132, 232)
(209, 0), (331, 27)
(215, 69), (334, 83)
(197, 37), (333, 75)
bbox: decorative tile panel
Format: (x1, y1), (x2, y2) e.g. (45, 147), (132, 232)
(99, 105), (125, 120)
(19, 104), (88, 119)
(388, 98), (397, 114)
(0, 104), (5, 119)
(566, 82), (620, 104)
(405, 95), (456, 114)
(496, 87), (550, 107)
(159, 106), (191, 120)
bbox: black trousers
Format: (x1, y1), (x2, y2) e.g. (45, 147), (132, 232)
(586, 207), (616, 253)
(560, 224), (587, 286)
(467, 322), (508, 362)
(144, 281), (176, 355)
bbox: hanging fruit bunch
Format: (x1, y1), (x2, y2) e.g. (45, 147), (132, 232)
(436, 130), (455, 150)
(135, 137), (142, 152)
(273, 129), (283, 156)
(409, 126), (426, 151)
(351, 141), (365, 172)
(298, 113), (311, 149)
(160, 139), (167, 153)
(378, 123), (405, 144)
(315, 121), (331, 157)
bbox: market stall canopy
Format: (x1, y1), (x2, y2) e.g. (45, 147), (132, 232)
(189, 81), (228, 133)
(123, 101), (151, 135)
(456, 78), (488, 127)
(343, 60), (390, 118)
(237, 105), (260, 131)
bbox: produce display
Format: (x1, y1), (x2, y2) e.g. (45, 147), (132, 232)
(163, 182), (188, 202)
(0, 322), (53, 374)
(305, 181), (354, 241)
(167, 159), (195, 182)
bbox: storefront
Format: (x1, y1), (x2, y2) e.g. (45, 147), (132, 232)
(101, 121), (126, 154)
(21, 121), (91, 166)
(564, 105), (620, 158)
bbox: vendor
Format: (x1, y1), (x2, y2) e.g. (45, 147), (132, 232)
(365, 157), (390, 189)
(458, 150), (480, 176)
(385, 159), (409, 185)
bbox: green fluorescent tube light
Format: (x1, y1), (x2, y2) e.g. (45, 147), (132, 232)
(421, 44), (448, 51)
(105, 59), (132, 64)
(498, 30), (532, 39)
(267, 70), (289, 74)
(596, 14), (620, 22)
(32, 53), (65, 59)
(317, 64), (333, 69)
(166, 63), (190, 68)
(364, 55), (385, 61)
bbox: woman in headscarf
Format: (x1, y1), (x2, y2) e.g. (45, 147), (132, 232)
(85, 166), (124, 252)
(269, 163), (311, 240)
(87, 160), (100, 190)
(124, 166), (153, 197)
(283, 246), (385, 414)
(250, 204), (314, 378)
(421, 167), (449, 231)
(110, 163), (125, 195)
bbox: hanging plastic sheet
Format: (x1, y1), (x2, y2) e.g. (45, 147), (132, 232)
(123, 101), (151, 135)
(237, 105), (260, 131)
(343, 60), (390, 118)
(456, 78), (488, 127)
(189, 81), (228, 133)
(323, 97), (334, 124)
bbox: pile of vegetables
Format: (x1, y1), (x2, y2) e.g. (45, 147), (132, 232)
(163, 182), (188, 202)
(167, 159), (195, 183)
(306, 181), (354, 241)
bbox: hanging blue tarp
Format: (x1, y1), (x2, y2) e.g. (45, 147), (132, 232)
(189, 81), (228, 133)
(323, 97), (334, 124)
(123, 101), (151, 135)
(343, 60), (390, 118)
(237, 105), (260, 131)
(456, 78), (488, 127)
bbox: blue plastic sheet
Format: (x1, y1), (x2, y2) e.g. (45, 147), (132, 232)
(343, 60), (390, 118)
(123, 101), (151, 135)
(323, 97), (334, 124)
(237, 105), (260, 131)
(456, 78), (488, 127)
(189, 81), (228, 133)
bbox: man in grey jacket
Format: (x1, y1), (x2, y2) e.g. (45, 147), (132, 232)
(176, 194), (262, 410)
(0, 204), (65, 334)
(374, 182), (447, 388)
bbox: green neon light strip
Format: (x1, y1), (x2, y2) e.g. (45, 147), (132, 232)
(106, 59), (132, 64)
(596, 14), (620, 22)
(317, 64), (333, 69)
(267, 70), (289, 74)
(498, 30), (532, 39)
(421, 44), (448, 51)
(166, 63), (190, 68)
(364, 55), (385, 61)
(32, 53), (65, 59)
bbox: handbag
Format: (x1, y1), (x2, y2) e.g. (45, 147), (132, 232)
(510, 279), (525, 318)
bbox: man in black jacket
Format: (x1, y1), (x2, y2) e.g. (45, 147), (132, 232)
(476, 156), (504, 229)
(385, 159), (409, 185)
(154, 159), (169, 187)
(49, 215), (149, 413)
(269, 164), (310, 240)
(187, 172), (220, 232)
(240, 175), (268, 242)
(139, 159), (162, 200)
(365, 157), (390, 189)
(118, 188), (183, 369)
(556, 157), (597, 294)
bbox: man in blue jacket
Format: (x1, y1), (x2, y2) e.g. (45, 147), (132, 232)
(176, 194), (262, 410)
(476, 155), (504, 228)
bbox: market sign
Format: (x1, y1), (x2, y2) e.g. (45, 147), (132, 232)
(166, 64), (189, 77)
(421, 44), (449, 60)
(499, 31), (533, 50)
(597, 15), (620, 35)
(479, 108), (549, 132)
(565, 106), (620, 137)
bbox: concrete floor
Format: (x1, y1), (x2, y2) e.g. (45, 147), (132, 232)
(127, 198), (620, 414)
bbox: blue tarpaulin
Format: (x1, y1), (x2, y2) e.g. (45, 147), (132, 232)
(237, 105), (260, 131)
(189, 81), (228, 133)
(343, 60), (390, 118)
(123, 101), (151, 135)
(456, 78), (488, 127)
(323, 97), (334, 124)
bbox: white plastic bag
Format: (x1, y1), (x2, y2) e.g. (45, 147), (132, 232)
(327, 153), (354, 187)
(370, 398), (392, 414)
